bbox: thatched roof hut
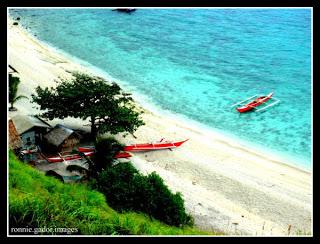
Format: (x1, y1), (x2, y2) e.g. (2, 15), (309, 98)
(43, 124), (81, 152)
(11, 114), (51, 135)
(10, 114), (51, 148)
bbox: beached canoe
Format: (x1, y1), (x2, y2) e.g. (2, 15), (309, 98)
(47, 151), (94, 163)
(81, 151), (94, 157)
(114, 151), (132, 159)
(78, 146), (95, 152)
(236, 92), (273, 113)
(47, 154), (81, 163)
(123, 139), (189, 152)
(78, 147), (132, 159)
(20, 148), (38, 155)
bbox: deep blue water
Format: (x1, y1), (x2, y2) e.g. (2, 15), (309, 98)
(9, 8), (312, 169)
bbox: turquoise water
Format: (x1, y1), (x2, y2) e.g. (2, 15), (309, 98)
(9, 8), (312, 169)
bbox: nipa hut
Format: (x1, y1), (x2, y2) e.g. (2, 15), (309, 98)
(43, 124), (81, 152)
(11, 114), (51, 148)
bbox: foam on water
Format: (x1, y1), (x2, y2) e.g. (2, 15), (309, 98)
(9, 8), (312, 169)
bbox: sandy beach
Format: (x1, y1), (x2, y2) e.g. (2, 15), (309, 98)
(8, 18), (312, 236)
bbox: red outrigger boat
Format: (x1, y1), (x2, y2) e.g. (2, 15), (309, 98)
(20, 148), (38, 155)
(114, 151), (132, 159)
(78, 146), (95, 152)
(75, 139), (188, 158)
(78, 146), (132, 159)
(123, 139), (189, 152)
(47, 151), (94, 163)
(231, 92), (280, 113)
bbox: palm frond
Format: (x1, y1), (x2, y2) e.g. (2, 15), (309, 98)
(13, 95), (28, 103)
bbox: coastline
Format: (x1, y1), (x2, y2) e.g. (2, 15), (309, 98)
(8, 17), (312, 235)
(9, 17), (311, 172)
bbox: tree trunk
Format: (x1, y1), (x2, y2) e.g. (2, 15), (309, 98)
(9, 103), (17, 111)
(90, 116), (97, 139)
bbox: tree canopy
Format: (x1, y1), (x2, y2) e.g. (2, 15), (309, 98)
(31, 72), (144, 138)
(9, 74), (27, 111)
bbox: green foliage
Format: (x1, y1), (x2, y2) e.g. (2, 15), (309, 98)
(9, 150), (214, 235)
(92, 136), (124, 172)
(95, 162), (194, 227)
(9, 74), (28, 110)
(31, 72), (145, 138)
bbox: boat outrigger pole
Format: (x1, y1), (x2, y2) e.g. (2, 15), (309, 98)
(230, 94), (258, 108)
(254, 98), (280, 112)
(231, 92), (280, 113)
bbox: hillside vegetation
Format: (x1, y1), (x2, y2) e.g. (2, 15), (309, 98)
(9, 151), (217, 235)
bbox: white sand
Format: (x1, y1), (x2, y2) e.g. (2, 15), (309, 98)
(8, 18), (312, 236)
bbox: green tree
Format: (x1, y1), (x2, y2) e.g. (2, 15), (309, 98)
(9, 74), (28, 111)
(31, 72), (144, 138)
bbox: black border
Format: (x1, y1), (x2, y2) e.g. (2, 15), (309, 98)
(3, 0), (319, 241)
(1, 2), (7, 241)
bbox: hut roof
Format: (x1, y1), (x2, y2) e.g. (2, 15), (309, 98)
(8, 119), (23, 149)
(11, 114), (51, 135)
(44, 124), (80, 147)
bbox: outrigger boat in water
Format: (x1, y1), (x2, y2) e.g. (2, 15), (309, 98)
(231, 92), (280, 113)
(123, 139), (189, 152)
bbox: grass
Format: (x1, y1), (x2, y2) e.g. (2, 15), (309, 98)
(9, 150), (219, 235)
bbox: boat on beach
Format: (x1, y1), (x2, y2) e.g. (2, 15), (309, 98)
(47, 151), (94, 163)
(231, 92), (280, 113)
(78, 146), (95, 152)
(20, 147), (38, 155)
(114, 151), (132, 158)
(78, 146), (132, 159)
(123, 139), (189, 152)
(78, 139), (188, 154)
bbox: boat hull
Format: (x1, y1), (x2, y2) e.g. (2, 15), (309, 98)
(114, 152), (132, 158)
(78, 146), (95, 152)
(123, 139), (188, 152)
(236, 92), (273, 113)
(47, 151), (93, 163)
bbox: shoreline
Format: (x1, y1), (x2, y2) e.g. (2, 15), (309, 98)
(8, 17), (312, 235)
(15, 19), (310, 173)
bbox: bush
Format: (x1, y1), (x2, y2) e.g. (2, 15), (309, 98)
(93, 136), (124, 172)
(144, 173), (193, 226)
(95, 162), (193, 227)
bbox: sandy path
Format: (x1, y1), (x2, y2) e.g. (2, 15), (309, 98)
(8, 18), (312, 236)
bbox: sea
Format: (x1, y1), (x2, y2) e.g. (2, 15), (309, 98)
(8, 8), (312, 170)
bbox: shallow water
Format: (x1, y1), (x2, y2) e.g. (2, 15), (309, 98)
(9, 8), (312, 169)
